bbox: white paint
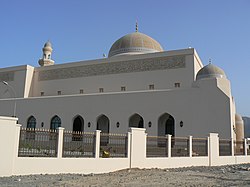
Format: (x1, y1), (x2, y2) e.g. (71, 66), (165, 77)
(1, 117), (250, 177)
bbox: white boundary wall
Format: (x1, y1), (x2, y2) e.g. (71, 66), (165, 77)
(1, 116), (250, 177)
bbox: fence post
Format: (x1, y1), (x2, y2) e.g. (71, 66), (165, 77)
(95, 130), (101, 158)
(244, 138), (247, 156)
(209, 133), (219, 166)
(189, 136), (193, 157)
(130, 128), (146, 168)
(127, 132), (131, 168)
(231, 137), (234, 156)
(167, 134), (172, 158)
(56, 127), (64, 158)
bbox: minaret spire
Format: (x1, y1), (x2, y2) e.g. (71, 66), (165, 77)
(38, 41), (55, 66)
(135, 20), (138, 32)
(209, 58), (212, 64)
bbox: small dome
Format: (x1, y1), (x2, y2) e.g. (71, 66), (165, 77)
(108, 32), (163, 57)
(196, 63), (226, 80)
(235, 114), (243, 122)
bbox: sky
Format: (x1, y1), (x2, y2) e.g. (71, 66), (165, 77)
(0, 0), (249, 116)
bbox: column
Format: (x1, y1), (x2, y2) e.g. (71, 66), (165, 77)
(56, 127), (64, 158)
(130, 128), (147, 168)
(209, 133), (219, 166)
(189, 136), (193, 157)
(95, 130), (101, 158)
(167, 134), (172, 158)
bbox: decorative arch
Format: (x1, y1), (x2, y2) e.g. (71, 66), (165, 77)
(27, 116), (36, 129)
(97, 114), (110, 146)
(50, 115), (61, 130)
(158, 113), (175, 137)
(72, 115), (84, 141)
(73, 115), (84, 132)
(129, 113), (144, 128)
(26, 116), (36, 140)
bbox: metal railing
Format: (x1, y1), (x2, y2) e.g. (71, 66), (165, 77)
(171, 137), (189, 157)
(219, 139), (232, 156)
(234, 140), (245, 155)
(63, 131), (95, 158)
(18, 128), (58, 157)
(146, 136), (168, 157)
(192, 138), (208, 156)
(99, 133), (128, 158)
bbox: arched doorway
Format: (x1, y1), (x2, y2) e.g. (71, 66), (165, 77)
(97, 115), (110, 145)
(158, 113), (175, 146)
(129, 113), (144, 128)
(158, 113), (175, 136)
(72, 115), (84, 141)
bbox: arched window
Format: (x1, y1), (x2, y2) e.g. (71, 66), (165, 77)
(50, 115), (61, 130)
(27, 116), (36, 129)
(26, 116), (36, 140)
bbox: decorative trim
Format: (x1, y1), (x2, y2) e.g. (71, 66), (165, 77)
(38, 55), (186, 81)
(0, 71), (14, 82)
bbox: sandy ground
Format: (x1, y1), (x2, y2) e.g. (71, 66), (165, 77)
(1, 164), (250, 187)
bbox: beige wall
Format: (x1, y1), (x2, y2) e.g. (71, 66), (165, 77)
(0, 116), (19, 176)
(0, 48), (236, 139)
(31, 49), (195, 97)
(0, 65), (33, 98)
(0, 75), (233, 139)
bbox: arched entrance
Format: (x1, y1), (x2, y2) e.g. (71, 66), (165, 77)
(158, 113), (175, 146)
(97, 115), (110, 145)
(158, 113), (175, 136)
(129, 113), (144, 128)
(72, 115), (84, 141)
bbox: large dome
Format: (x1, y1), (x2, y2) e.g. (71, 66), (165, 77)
(108, 32), (163, 57)
(196, 63), (226, 80)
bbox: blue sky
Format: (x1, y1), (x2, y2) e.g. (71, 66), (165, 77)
(0, 0), (249, 116)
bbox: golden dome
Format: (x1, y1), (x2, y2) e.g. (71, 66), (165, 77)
(108, 32), (163, 57)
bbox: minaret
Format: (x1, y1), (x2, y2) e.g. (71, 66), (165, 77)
(38, 41), (55, 66)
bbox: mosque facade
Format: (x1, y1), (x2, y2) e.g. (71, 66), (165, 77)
(0, 27), (244, 140)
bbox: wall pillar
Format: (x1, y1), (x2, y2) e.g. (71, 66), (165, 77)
(130, 128), (146, 168)
(244, 138), (247, 156)
(189, 136), (193, 157)
(231, 137), (234, 156)
(95, 130), (101, 158)
(0, 116), (19, 176)
(167, 134), (172, 158)
(127, 132), (131, 168)
(56, 127), (64, 158)
(209, 133), (219, 166)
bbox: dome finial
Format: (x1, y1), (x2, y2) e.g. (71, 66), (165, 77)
(135, 20), (138, 32)
(209, 58), (212, 64)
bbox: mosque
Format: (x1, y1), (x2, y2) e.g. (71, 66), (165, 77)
(0, 24), (245, 141)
